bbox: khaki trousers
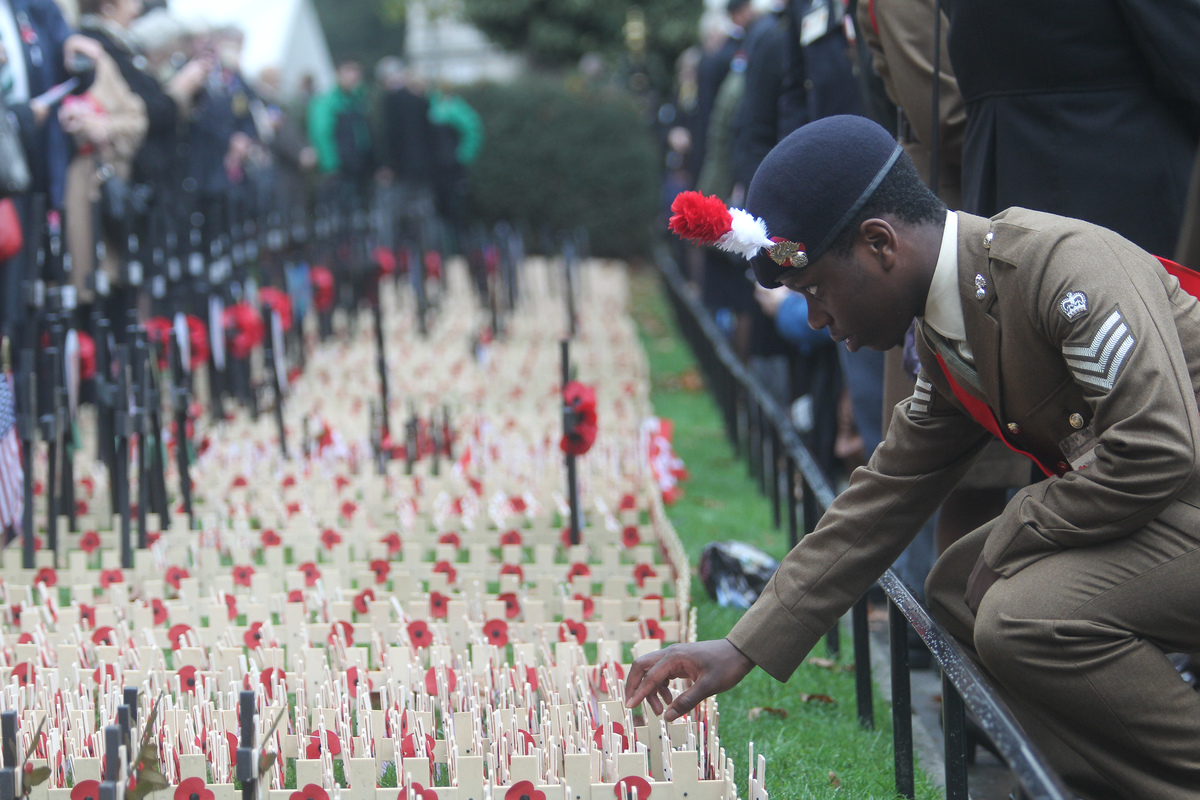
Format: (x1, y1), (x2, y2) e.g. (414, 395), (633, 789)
(926, 506), (1200, 800)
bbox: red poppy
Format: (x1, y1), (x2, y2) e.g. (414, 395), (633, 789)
(407, 620), (432, 649)
(643, 594), (665, 618)
(370, 559), (391, 584)
(511, 665), (538, 693)
(71, 780), (102, 800)
(306, 731), (341, 759)
(614, 776), (653, 799)
(404, 784), (439, 800)
(621, 526), (641, 548)
(34, 567), (57, 587)
(286, 501), (301, 517)
(259, 286), (293, 332)
(298, 562), (322, 587)
(482, 619), (509, 647)
(146, 531), (161, 546)
(620, 493), (638, 511)
(177, 665), (200, 693)
(10, 662), (32, 687)
(573, 593), (595, 619)
(99, 569), (124, 588)
(223, 302), (265, 359)
(504, 781), (547, 800)
(281, 475), (297, 489)
(231, 476), (248, 489)
(334, 475), (351, 492)
(641, 619), (666, 641)
(288, 589), (305, 603)
(498, 592), (521, 619)
(91, 627), (117, 647)
(558, 619), (587, 644)
(174, 777), (215, 800)
(80, 531), (101, 554)
(560, 527), (584, 547)
(261, 529), (282, 547)
(260, 667), (286, 700)
(76, 499), (89, 516)
(381, 532), (402, 555)
(592, 722), (629, 752)
(431, 561), (457, 585)
(320, 529), (343, 550)
(78, 604), (96, 629)
(92, 664), (117, 685)
(16, 633), (32, 645)
(165, 566), (190, 590)
(232, 565), (255, 588)
(328, 621), (354, 647)
(340, 500), (358, 519)
(223, 594), (239, 621)
(401, 732), (437, 770)
(243, 622), (265, 649)
(289, 784), (330, 800)
(509, 495), (527, 513)
(633, 564), (657, 588)
(346, 666), (373, 698)
(567, 562), (591, 580)
(437, 531), (461, 548)
(500, 529), (522, 546)
(429, 592), (450, 619)
(168, 624), (196, 650)
(499, 563), (524, 584)
(515, 729), (537, 755)
(424, 666), (457, 696)
(592, 662), (626, 693)
(353, 588), (376, 615)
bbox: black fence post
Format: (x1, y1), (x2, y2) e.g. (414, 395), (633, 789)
(944, 677), (969, 800)
(889, 601), (916, 799)
(852, 595), (874, 730)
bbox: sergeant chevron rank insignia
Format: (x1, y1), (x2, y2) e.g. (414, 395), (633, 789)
(1059, 291), (1088, 320)
(1063, 309), (1135, 391)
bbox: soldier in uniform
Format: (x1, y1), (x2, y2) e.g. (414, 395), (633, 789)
(630, 115), (1200, 799)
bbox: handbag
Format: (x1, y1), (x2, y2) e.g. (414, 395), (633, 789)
(0, 198), (24, 261)
(0, 96), (31, 198)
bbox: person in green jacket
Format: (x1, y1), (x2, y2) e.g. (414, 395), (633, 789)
(428, 87), (484, 238)
(307, 60), (374, 184)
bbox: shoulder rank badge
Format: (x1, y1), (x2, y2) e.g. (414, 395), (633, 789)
(1059, 291), (1088, 321)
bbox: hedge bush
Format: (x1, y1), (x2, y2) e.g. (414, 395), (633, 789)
(461, 78), (661, 259)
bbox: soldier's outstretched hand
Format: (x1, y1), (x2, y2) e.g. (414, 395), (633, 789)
(624, 638), (755, 722)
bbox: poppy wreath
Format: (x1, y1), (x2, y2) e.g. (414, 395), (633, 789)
(561, 381), (599, 456)
(222, 302), (265, 360)
(76, 330), (97, 380)
(310, 265), (335, 313)
(185, 315), (210, 369)
(259, 286), (293, 332)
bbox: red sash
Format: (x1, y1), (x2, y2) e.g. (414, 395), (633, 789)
(932, 255), (1199, 478)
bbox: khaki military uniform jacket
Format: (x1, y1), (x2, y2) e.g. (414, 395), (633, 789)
(728, 208), (1200, 680)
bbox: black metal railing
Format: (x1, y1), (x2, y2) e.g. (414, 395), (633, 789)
(654, 245), (1073, 800)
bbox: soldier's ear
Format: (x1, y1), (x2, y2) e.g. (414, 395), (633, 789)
(859, 218), (898, 270)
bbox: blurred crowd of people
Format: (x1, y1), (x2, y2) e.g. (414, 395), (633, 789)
(660, 0), (1200, 644)
(0, 0), (483, 345)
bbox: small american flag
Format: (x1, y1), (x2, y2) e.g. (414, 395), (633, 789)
(0, 372), (23, 535)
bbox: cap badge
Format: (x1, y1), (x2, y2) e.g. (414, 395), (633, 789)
(768, 238), (808, 268)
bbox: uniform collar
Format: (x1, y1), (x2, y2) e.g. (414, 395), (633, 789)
(922, 210), (967, 343)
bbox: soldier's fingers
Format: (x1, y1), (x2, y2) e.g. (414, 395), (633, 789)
(624, 650), (669, 707)
(663, 684), (708, 723)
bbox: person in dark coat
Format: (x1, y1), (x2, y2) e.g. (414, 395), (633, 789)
(944, 0), (1200, 257)
(691, 0), (756, 180)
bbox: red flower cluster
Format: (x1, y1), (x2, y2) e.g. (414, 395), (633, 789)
(259, 287), (293, 332)
(310, 266), (335, 312)
(222, 303), (265, 360)
(668, 190), (732, 243)
(561, 381), (599, 456)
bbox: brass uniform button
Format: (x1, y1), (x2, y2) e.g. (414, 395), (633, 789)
(1069, 413), (1085, 429)
(1006, 422), (1021, 435)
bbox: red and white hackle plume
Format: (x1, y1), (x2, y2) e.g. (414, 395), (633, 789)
(668, 191), (773, 260)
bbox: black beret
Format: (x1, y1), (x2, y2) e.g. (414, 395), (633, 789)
(746, 115), (902, 288)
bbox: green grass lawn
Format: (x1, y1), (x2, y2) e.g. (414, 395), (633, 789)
(629, 266), (940, 799)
